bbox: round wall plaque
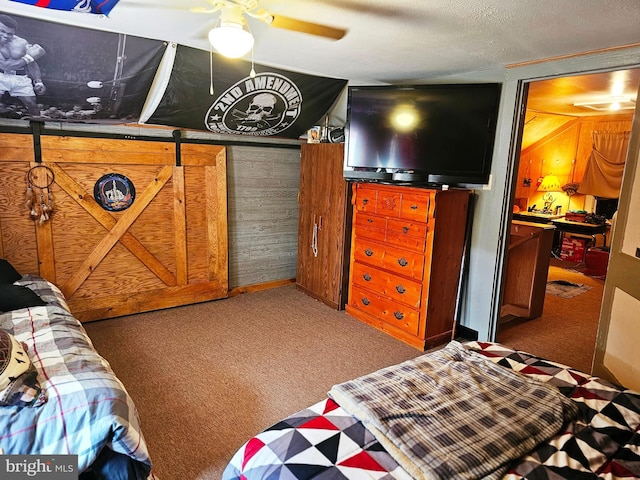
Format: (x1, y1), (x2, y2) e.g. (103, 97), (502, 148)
(94, 173), (135, 211)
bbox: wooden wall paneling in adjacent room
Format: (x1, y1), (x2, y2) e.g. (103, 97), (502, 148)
(517, 115), (633, 212)
(0, 133), (228, 322)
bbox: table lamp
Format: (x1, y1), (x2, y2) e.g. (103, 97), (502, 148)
(538, 174), (561, 213)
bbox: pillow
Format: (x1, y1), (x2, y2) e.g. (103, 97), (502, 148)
(0, 284), (46, 313)
(0, 329), (46, 407)
(0, 259), (22, 284)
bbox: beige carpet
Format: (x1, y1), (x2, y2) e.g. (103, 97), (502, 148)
(83, 286), (424, 480)
(84, 268), (603, 479)
(497, 265), (604, 374)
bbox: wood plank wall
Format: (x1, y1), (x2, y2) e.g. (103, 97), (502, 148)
(226, 145), (301, 289)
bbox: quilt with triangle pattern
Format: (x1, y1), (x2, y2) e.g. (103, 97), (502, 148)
(222, 341), (640, 479)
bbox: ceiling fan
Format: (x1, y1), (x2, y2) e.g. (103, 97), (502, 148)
(195, 0), (347, 58)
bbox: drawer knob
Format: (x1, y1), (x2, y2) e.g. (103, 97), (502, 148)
(362, 297), (370, 306)
(411, 204), (418, 210)
(398, 257), (408, 267)
(363, 273), (372, 281)
(394, 311), (404, 320)
(402, 226), (409, 234)
(363, 198), (369, 205)
(365, 248), (374, 256)
(395, 285), (406, 294)
(367, 218), (373, 223)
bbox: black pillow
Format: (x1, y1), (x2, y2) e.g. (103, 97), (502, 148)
(0, 260), (22, 285)
(0, 285), (46, 313)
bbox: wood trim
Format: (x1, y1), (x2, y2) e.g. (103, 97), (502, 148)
(71, 281), (229, 322)
(228, 278), (295, 297)
(173, 166), (188, 285)
(212, 148), (229, 286)
(506, 42), (640, 69)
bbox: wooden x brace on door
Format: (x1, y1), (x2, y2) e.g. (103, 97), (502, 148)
(48, 163), (180, 299)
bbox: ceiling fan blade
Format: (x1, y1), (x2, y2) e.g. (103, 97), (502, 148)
(268, 14), (346, 40)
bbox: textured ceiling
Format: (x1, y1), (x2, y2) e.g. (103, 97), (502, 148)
(1, 0), (638, 140)
(1, 0), (639, 84)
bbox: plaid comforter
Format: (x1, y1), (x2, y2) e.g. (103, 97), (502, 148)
(224, 341), (640, 480)
(0, 275), (151, 475)
(328, 341), (578, 479)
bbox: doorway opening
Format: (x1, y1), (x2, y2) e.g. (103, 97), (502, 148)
(496, 68), (640, 373)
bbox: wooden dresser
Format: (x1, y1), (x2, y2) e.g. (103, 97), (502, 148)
(346, 183), (471, 350)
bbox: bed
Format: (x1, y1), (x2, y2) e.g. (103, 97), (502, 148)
(0, 262), (153, 479)
(223, 340), (640, 479)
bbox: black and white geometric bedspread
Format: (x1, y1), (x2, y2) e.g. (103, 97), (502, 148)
(223, 341), (640, 480)
(0, 275), (152, 476)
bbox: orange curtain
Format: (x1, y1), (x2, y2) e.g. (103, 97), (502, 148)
(578, 131), (630, 198)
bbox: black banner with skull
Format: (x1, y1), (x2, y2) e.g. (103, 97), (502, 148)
(146, 45), (347, 139)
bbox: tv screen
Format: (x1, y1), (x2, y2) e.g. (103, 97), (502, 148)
(344, 83), (502, 184)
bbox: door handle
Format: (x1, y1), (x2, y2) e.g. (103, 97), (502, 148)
(311, 214), (318, 257)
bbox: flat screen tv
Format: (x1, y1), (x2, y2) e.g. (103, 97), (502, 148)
(343, 83), (502, 185)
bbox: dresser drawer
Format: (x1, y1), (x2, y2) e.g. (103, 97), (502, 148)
(375, 190), (401, 217)
(354, 223), (387, 244)
(399, 192), (431, 222)
(351, 261), (422, 308)
(386, 218), (428, 251)
(354, 186), (378, 213)
(355, 212), (388, 231)
(353, 237), (425, 280)
(350, 285), (420, 336)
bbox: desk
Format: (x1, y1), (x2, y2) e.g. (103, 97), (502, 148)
(501, 221), (556, 320)
(551, 218), (609, 246)
(512, 211), (563, 224)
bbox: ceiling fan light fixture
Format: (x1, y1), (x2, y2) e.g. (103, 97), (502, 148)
(573, 95), (636, 112)
(208, 21), (254, 58)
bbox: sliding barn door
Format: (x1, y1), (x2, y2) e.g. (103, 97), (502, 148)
(0, 133), (228, 322)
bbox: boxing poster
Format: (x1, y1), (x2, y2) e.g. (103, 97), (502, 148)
(146, 45), (348, 139)
(0, 11), (165, 122)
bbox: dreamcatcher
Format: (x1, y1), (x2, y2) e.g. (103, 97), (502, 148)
(25, 165), (55, 224)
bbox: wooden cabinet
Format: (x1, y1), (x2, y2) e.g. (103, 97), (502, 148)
(296, 143), (352, 309)
(500, 221), (555, 319)
(346, 183), (471, 350)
